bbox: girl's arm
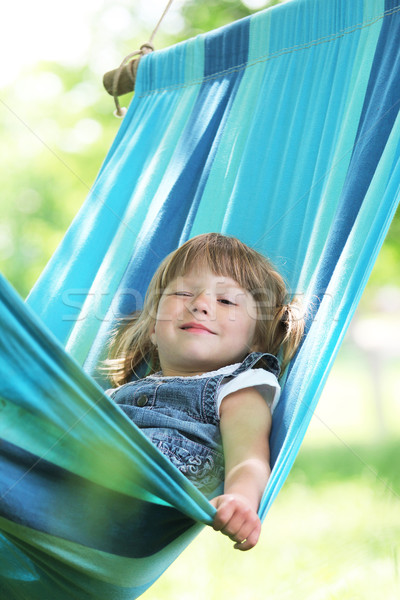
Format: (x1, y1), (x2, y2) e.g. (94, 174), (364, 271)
(210, 386), (272, 551)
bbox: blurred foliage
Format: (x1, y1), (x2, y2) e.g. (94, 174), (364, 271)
(290, 439), (400, 491)
(0, 0), (399, 300)
(179, 0), (283, 38)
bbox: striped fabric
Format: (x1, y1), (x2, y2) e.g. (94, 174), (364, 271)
(1, 0), (400, 597)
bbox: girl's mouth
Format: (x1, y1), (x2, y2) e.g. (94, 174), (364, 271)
(180, 322), (215, 334)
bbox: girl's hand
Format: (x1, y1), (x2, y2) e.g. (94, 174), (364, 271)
(210, 493), (262, 551)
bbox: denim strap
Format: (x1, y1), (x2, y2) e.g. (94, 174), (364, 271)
(202, 352), (280, 424)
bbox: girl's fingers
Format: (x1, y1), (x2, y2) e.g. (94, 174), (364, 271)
(217, 510), (259, 547)
(224, 513), (248, 539)
(211, 496), (239, 531)
(210, 495), (261, 550)
(233, 522), (261, 551)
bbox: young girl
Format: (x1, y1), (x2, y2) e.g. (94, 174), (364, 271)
(105, 233), (304, 551)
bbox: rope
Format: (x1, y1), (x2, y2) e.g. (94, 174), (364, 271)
(112, 0), (175, 117)
(148, 0), (176, 45)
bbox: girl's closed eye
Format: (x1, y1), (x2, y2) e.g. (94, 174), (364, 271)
(218, 297), (237, 306)
(168, 290), (193, 297)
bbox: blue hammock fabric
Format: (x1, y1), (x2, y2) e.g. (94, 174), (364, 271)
(1, 0), (400, 597)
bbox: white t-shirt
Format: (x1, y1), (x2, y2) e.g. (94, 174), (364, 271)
(213, 363), (280, 416)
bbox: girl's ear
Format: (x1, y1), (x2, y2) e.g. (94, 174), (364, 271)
(149, 325), (157, 347)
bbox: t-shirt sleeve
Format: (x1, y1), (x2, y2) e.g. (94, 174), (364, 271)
(217, 369), (281, 415)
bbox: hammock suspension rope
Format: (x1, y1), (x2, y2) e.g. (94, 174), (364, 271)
(103, 0), (175, 117)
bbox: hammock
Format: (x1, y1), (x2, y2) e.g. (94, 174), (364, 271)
(1, 0), (399, 597)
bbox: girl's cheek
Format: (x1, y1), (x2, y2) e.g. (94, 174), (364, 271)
(158, 297), (176, 317)
(155, 306), (171, 322)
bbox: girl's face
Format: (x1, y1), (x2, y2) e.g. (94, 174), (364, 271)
(150, 266), (258, 376)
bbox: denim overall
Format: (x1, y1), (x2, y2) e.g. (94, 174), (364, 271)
(109, 352), (280, 496)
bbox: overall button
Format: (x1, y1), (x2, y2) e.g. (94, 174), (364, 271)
(137, 394), (148, 407)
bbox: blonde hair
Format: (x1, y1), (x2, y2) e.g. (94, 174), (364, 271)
(104, 233), (304, 386)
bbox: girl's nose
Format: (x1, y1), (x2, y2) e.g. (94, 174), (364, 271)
(190, 292), (211, 315)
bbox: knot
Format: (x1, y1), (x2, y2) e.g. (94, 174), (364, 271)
(140, 42), (155, 54)
(103, 42), (155, 118)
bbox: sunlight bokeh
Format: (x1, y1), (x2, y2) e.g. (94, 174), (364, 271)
(0, 0), (187, 88)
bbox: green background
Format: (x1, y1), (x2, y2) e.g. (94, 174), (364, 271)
(1, 1), (399, 598)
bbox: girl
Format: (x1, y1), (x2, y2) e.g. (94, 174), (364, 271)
(105, 233), (304, 551)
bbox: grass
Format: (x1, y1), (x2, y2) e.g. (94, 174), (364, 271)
(142, 439), (400, 600)
(141, 345), (400, 599)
